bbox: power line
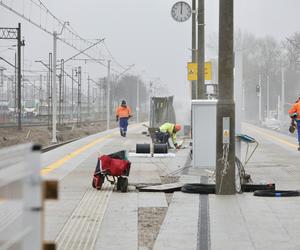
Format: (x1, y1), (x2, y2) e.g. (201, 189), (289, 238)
(0, 1), (108, 70)
(103, 41), (127, 70)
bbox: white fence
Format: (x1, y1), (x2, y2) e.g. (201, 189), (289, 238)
(0, 143), (42, 250)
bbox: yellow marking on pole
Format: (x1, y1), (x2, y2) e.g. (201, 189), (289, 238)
(41, 133), (115, 176)
(188, 62), (198, 81)
(187, 61), (212, 81)
(248, 126), (297, 149)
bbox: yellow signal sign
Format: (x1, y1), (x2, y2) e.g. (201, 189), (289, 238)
(187, 63), (197, 81)
(205, 62), (212, 81)
(187, 61), (213, 81)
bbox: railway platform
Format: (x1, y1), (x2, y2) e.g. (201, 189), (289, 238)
(40, 123), (300, 250)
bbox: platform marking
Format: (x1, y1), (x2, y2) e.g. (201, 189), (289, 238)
(41, 133), (116, 176)
(248, 126), (297, 149)
(41, 123), (140, 176)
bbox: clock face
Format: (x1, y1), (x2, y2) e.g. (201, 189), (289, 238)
(171, 1), (192, 22)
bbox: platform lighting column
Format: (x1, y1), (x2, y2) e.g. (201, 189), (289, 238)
(267, 75), (270, 119)
(136, 76), (140, 123)
(258, 73), (262, 124)
(281, 67), (285, 125)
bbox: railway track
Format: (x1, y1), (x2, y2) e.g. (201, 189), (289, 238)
(0, 119), (108, 128)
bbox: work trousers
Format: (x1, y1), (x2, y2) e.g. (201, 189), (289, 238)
(119, 117), (129, 133)
(155, 131), (170, 144)
(297, 120), (300, 144)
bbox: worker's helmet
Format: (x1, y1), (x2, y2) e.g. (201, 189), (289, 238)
(175, 124), (181, 132)
(121, 100), (126, 106)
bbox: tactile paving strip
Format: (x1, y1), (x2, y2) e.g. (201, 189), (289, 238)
(55, 184), (113, 250)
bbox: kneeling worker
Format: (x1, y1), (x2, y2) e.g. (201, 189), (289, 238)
(156, 122), (181, 149)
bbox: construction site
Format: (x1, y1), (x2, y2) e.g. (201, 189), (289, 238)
(1, 1), (300, 250)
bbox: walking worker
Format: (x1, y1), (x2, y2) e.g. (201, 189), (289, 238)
(288, 96), (300, 150)
(116, 100), (132, 137)
(155, 122), (181, 149)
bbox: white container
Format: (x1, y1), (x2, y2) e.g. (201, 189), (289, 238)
(192, 100), (217, 168)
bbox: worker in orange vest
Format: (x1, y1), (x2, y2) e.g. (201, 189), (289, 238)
(116, 100), (132, 137)
(288, 96), (300, 150)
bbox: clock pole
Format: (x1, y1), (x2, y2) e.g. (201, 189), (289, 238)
(191, 0), (197, 100)
(197, 0), (205, 99)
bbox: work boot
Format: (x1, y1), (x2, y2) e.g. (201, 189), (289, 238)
(123, 132), (126, 137)
(298, 144), (300, 151)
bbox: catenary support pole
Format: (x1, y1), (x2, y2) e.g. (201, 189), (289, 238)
(197, 0), (205, 99)
(88, 75), (90, 119)
(71, 68), (74, 120)
(51, 31), (57, 143)
(106, 60), (111, 130)
(17, 23), (22, 130)
(78, 66), (82, 126)
(216, 0), (235, 195)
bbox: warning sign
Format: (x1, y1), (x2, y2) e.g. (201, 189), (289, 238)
(187, 63), (197, 81)
(187, 62), (213, 81)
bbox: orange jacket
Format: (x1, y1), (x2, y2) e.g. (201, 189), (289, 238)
(116, 105), (132, 118)
(288, 101), (300, 120)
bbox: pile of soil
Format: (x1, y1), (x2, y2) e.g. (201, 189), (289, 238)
(0, 122), (117, 149)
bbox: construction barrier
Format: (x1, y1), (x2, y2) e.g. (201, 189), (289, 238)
(0, 143), (57, 250)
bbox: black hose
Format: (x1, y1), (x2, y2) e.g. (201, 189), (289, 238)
(242, 183), (275, 192)
(254, 190), (300, 197)
(181, 183), (215, 194)
(181, 183), (276, 194)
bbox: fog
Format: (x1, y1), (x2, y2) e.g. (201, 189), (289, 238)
(1, 0), (300, 126)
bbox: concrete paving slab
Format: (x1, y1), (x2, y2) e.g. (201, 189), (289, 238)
(129, 162), (161, 185)
(138, 192), (168, 208)
(94, 192), (138, 250)
(154, 192), (199, 250)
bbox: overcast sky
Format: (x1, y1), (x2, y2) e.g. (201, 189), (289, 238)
(1, 0), (300, 124)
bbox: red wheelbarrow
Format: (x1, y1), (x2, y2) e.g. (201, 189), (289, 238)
(92, 150), (131, 192)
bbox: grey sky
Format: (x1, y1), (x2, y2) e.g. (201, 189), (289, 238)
(1, 0), (300, 124)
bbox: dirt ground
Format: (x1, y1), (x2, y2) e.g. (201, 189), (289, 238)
(0, 122), (117, 149)
(138, 175), (180, 250)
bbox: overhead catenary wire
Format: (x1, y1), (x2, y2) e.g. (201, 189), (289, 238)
(103, 41), (127, 71)
(0, 0), (126, 74)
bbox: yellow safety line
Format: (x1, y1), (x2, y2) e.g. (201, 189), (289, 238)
(247, 126), (298, 149)
(41, 123), (140, 176)
(41, 133), (116, 176)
